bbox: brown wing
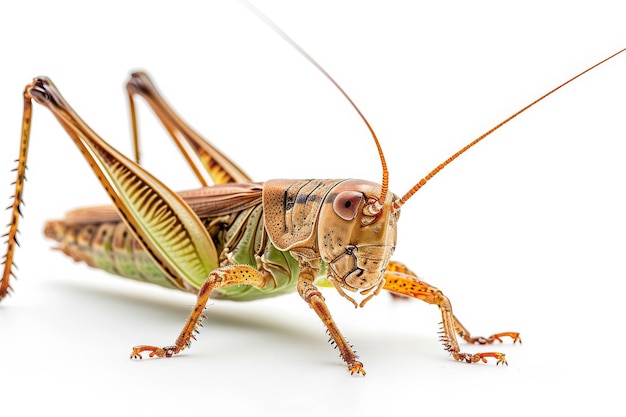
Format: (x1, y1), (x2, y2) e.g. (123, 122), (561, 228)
(59, 183), (264, 226)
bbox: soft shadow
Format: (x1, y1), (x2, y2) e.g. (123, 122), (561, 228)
(42, 277), (324, 345)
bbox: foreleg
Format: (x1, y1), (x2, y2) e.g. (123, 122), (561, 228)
(297, 263), (365, 375)
(384, 261), (520, 365)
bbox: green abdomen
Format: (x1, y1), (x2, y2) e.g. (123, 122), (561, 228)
(44, 203), (303, 301)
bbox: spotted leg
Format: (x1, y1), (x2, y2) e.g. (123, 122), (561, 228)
(297, 262), (365, 375)
(130, 265), (269, 359)
(384, 261), (520, 365)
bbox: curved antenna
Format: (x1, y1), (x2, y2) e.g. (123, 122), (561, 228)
(393, 48), (626, 212)
(241, 1), (389, 208)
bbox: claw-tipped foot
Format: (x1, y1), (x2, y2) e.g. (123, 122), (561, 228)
(452, 351), (508, 366)
(130, 345), (181, 360)
(465, 332), (522, 345)
(348, 361), (366, 376)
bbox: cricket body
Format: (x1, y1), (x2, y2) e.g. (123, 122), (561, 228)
(1, 19), (623, 375)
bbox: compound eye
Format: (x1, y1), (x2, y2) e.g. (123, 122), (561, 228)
(333, 191), (363, 221)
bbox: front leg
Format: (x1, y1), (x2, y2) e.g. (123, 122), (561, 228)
(384, 261), (520, 365)
(297, 263), (365, 375)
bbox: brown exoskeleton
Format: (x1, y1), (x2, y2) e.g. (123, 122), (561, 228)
(2, 10), (621, 375)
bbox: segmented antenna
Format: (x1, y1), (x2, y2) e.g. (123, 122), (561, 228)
(241, 2), (624, 214)
(242, 1), (389, 209)
(392, 48), (626, 211)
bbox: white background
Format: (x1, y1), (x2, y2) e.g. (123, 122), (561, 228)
(1, 1), (625, 415)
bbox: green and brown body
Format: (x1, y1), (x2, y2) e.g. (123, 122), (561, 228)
(44, 180), (346, 301)
(1, 66), (534, 373)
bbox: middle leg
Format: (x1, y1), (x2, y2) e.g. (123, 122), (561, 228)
(130, 264), (270, 359)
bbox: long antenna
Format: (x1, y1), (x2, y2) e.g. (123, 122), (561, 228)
(241, 1), (389, 209)
(393, 47), (626, 211)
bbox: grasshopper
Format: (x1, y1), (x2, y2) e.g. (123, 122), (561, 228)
(1, 19), (622, 374)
